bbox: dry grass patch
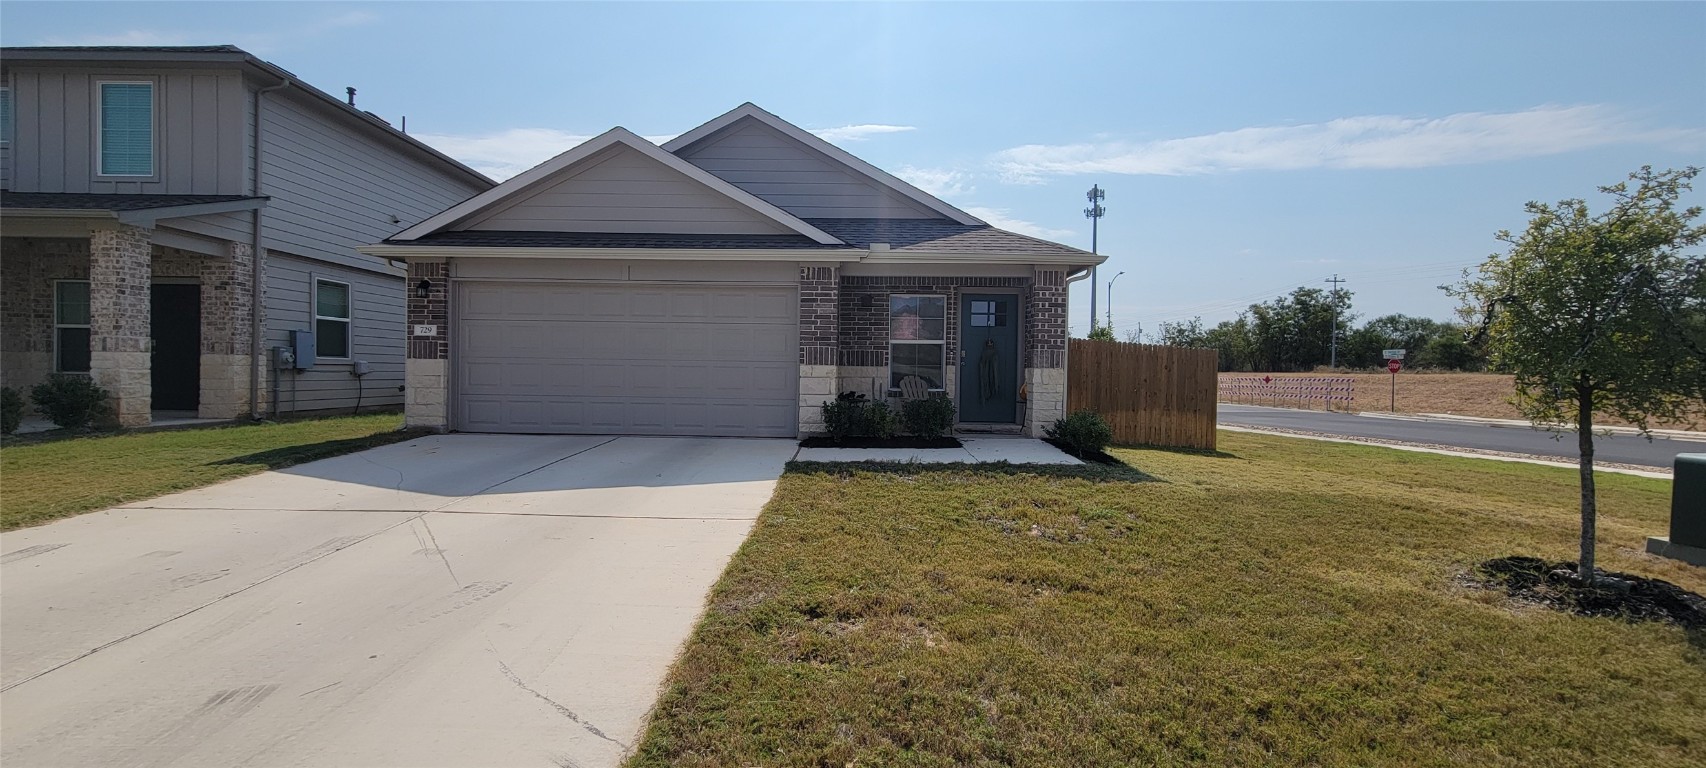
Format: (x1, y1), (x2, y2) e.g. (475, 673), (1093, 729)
(630, 431), (1704, 767)
(1, 414), (414, 530)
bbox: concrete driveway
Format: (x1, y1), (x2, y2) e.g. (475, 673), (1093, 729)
(1, 435), (797, 768)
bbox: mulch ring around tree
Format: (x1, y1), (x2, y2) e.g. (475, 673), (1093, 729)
(798, 436), (963, 449)
(1041, 438), (1127, 467)
(1472, 556), (1706, 630)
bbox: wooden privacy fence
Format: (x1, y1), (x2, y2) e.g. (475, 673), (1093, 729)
(1222, 376), (1355, 410)
(1066, 339), (1219, 450)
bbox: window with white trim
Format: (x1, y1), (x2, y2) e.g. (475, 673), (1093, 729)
(888, 294), (946, 390)
(54, 280), (92, 373)
(0, 87), (13, 145)
(98, 82), (154, 176)
(314, 279), (351, 359)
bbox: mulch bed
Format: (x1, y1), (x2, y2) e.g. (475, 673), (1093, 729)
(799, 436), (963, 449)
(1473, 556), (1706, 630)
(1041, 438), (1126, 467)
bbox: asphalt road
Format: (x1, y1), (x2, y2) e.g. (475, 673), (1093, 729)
(1218, 404), (1702, 469)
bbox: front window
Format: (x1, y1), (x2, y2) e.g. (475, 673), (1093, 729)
(54, 281), (92, 373)
(98, 82), (154, 176)
(889, 294), (946, 390)
(0, 87), (13, 145)
(314, 280), (351, 359)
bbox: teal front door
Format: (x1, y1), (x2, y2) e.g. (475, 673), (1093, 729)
(959, 293), (1019, 423)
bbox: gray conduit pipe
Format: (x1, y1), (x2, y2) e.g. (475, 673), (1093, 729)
(249, 75), (291, 419)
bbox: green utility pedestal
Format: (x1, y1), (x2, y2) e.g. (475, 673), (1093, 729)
(1647, 453), (1706, 566)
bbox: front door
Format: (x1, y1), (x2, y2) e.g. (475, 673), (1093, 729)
(959, 293), (1019, 423)
(150, 283), (201, 412)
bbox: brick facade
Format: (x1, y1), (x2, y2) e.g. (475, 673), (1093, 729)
(1026, 269), (1067, 369)
(837, 275), (1031, 369)
(0, 238), (91, 395)
(407, 260), (449, 360)
(798, 265), (838, 366)
(89, 223), (155, 427)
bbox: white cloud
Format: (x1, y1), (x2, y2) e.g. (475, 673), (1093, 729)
(413, 128), (678, 181)
(893, 166), (974, 199)
(961, 207), (1076, 241)
(993, 105), (1706, 181)
(810, 124), (916, 143)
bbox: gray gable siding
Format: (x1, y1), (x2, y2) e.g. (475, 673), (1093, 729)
(675, 120), (939, 220)
(256, 90), (486, 274)
(466, 145), (795, 235)
(4, 67), (246, 195)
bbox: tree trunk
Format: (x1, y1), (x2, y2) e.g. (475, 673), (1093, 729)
(1576, 380), (1597, 585)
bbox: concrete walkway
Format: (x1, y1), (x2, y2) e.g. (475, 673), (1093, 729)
(0, 435), (796, 768)
(794, 436), (1082, 465)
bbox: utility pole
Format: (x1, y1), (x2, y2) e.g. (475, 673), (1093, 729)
(1324, 273), (1347, 368)
(1085, 185), (1106, 333)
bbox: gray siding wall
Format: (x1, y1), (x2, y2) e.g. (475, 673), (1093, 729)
(255, 90), (485, 412)
(467, 145), (793, 235)
(676, 120), (938, 220)
(4, 67), (246, 194)
(256, 90), (485, 273)
(265, 252), (404, 414)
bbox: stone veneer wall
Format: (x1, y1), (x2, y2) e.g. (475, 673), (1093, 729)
(798, 265), (839, 435)
(198, 242), (256, 418)
(89, 224), (155, 427)
(0, 238), (91, 396)
(405, 260), (450, 430)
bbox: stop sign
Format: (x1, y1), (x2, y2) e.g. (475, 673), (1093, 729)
(1388, 359), (1402, 373)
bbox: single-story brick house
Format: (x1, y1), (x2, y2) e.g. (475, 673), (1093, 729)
(360, 104), (1104, 438)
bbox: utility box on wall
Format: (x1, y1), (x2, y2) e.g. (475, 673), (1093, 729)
(1647, 453), (1706, 566)
(289, 329), (316, 370)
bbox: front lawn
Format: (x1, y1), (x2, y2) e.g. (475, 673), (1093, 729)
(1, 413), (414, 530)
(631, 431), (1704, 767)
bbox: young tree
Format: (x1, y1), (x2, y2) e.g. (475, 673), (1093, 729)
(1451, 166), (1706, 584)
(1086, 323), (1116, 342)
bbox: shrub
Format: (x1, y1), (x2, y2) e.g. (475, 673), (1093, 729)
(865, 399), (898, 439)
(1, 387), (23, 435)
(901, 395), (956, 438)
(822, 391), (900, 441)
(30, 374), (112, 430)
(1045, 410), (1114, 457)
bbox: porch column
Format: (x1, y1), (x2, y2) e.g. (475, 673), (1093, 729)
(1023, 268), (1068, 437)
(405, 259), (450, 431)
(797, 264), (840, 436)
(197, 241), (256, 419)
(88, 223), (153, 427)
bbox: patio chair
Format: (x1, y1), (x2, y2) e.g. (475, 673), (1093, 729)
(898, 375), (931, 401)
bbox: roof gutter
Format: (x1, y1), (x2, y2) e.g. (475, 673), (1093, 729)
(356, 244), (1104, 266)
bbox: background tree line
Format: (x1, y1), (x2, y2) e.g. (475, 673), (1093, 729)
(1142, 286), (1486, 372)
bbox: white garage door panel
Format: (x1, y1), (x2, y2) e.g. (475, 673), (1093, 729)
(455, 282), (797, 436)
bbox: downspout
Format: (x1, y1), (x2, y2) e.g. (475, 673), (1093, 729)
(250, 75), (291, 419)
(1062, 266), (1095, 409)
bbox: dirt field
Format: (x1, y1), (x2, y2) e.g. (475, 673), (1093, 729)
(1218, 371), (1703, 429)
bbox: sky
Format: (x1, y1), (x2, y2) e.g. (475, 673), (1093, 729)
(4, 1), (1703, 336)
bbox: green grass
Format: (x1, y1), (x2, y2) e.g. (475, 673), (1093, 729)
(1, 414), (416, 530)
(630, 431), (1705, 767)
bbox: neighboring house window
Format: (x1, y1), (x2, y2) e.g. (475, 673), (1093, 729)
(889, 294), (946, 390)
(314, 279), (352, 359)
(98, 82), (154, 176)
(0, 87), (12, 144)
(54, 280), (92, 373)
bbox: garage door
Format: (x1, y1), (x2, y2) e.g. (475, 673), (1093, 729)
(454, 281), (797, 436)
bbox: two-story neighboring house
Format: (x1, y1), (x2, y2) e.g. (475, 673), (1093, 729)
(0, 45), (492, 427)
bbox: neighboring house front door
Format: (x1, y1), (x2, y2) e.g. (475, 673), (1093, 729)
(959, 293), (1019, 423)
(150, 283), (201, 412)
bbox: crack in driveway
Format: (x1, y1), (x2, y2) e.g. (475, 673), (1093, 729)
(492, 652), (629, 753)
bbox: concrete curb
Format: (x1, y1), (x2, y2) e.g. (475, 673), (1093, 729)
(1217, 425), (1673, 479)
